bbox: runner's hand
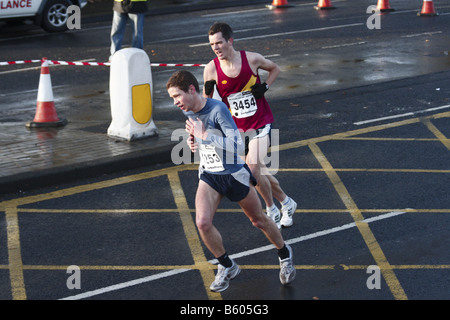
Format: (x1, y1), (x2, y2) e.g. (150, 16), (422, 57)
(250, 82), (268, 99)
(186, 117), (207, 140)
(187, 134), (198, 153)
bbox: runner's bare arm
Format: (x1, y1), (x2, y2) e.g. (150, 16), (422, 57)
(246, 51), (280, 88)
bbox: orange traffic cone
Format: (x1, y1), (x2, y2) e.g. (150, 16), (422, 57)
(266, 0), (293, 9)
(26, 58), (67, 128)
(314, 0), (336, 10)
(377, 0), (395, 12)
(418, 0), (438, 16)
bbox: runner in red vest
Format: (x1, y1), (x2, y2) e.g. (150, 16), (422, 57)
(203, 22), (297, 228)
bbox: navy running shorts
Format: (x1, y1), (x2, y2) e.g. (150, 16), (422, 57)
(199, 164), (257, 202)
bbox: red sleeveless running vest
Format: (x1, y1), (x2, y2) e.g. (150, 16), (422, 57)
(214, 51), (274, 131)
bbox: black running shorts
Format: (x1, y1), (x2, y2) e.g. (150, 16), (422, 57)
(200, 164), (257, 202)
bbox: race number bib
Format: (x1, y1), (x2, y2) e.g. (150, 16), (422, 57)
(227, 91), (257, 118)
(200, 144), (224, 172)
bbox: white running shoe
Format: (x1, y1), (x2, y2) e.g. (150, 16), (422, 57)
(279, 244), (296, 285)
(281, 198), (297, 227)
(267, 206), (281, 230)
(210, 260), (241, 292)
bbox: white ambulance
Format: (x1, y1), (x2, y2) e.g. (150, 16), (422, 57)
(0, 0), (87, 32)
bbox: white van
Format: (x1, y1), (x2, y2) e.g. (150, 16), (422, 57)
(0, 0), (87, 32)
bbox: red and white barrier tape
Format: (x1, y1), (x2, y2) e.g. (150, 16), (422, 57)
(51, 60), (110, 66)
(0, 59), (206, 67)
(0, 59), (41, 66)
(152, 63), (206, 67)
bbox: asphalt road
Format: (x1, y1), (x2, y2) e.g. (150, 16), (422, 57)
(0, 0), (449, 304)
(1, 0), (449, 125)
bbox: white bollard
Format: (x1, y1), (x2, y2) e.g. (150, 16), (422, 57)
(108, 48), (158, 141)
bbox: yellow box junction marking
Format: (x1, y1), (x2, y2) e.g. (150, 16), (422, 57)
(0, 112), (449, 300)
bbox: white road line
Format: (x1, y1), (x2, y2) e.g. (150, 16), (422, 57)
(354, 105), (450, 126)
(202, 7), (268, 17)
(59, 210), (407, 300)
(322, 41), (366, 49)
(362, 210), (407, 223)
(59, 268), (191, 300)
(201, 0), (349, 17)
(189, 23), (364, 47)
(0, 66), (41, 75)
(401, 31), (442, 38)
(223, 211), (408, 263)
(0, 85), (70, 97)
(0, 25), (110, 42)
(150, 27), (270, 44)
(200, 1), (322, 17)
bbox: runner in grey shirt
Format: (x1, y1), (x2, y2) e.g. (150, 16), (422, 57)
(183, 97), (245, 176)
(167, 70), (295, 292)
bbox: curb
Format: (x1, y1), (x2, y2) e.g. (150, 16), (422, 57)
(0, 140), (177, 194)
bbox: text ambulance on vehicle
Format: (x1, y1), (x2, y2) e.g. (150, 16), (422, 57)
(0, 0), (87, 32)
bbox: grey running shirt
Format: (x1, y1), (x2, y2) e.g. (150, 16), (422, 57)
(184, 98), (245, 175)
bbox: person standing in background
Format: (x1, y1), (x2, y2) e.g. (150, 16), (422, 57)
(110, 0), (148, 60)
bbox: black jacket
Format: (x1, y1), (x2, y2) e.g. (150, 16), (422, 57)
(113, 0), (148, 14)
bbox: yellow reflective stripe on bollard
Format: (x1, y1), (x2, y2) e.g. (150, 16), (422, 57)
(132, 84), (152, 124)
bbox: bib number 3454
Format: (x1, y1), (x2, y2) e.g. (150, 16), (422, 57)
(228, 91), (257, 119)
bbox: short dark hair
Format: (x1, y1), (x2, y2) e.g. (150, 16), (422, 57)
(166, 70), (200, 93)
(208, 22), (233, 41)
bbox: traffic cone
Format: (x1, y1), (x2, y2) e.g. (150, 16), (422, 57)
(418, 0), (438, 16)
(376, 0), (394, 12)
(266, 0), (293, 9)
(314, 0), (336, 10)
(26, 58), (67, 128)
